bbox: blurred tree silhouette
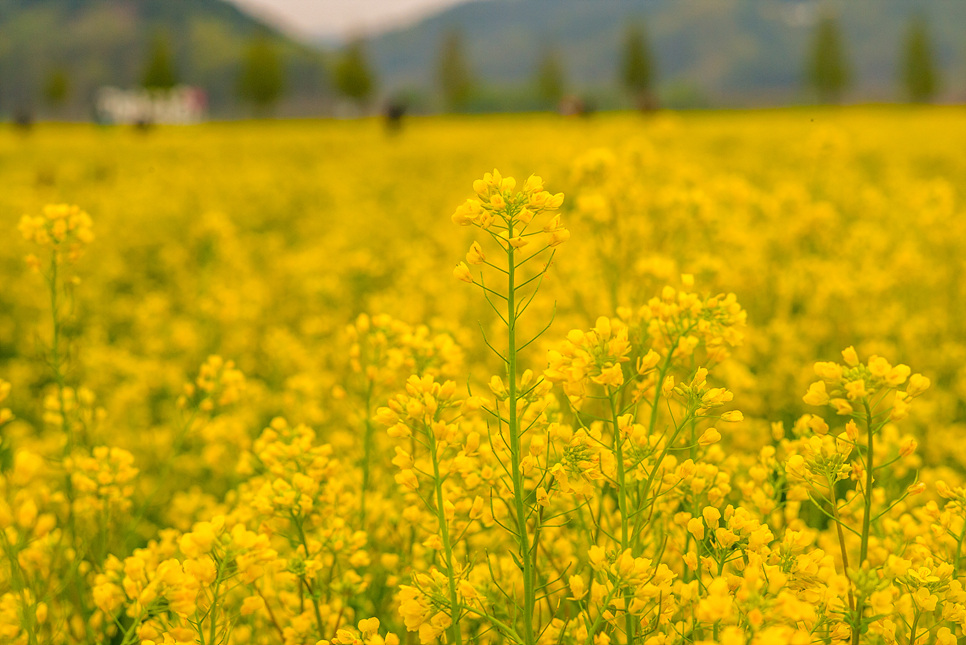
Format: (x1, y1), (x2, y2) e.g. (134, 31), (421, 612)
(535, 47), (565, 108)
(143, 33), (178, 90)
(807, 14), (850, 102)
(43, 69), (70, 109)
(437, 30), (472, 111)
(238, 36), (284, 114)
(902, 17), (939, 102)
(620, 22), (656, 110)
(334, 40), (375, 108)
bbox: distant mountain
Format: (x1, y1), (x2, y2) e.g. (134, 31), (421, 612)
(365, 0), (966, 108)
(4, 0), (963, 118)
(0, 0), (329, 117)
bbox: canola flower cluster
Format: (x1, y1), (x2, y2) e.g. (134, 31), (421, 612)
(1, 112), (966, 645)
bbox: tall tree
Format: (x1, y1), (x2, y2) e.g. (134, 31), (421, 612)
(535, 47), (565, 108)
(806, 14), (850, 102)
(142, 33), (178, 90)
(620, 22), (656, 110)
(902, 17), (939, 102)
(238, 36), (284, 115)
(333, 39), (374, 108)
(43, 68), (70, 109)
(437, 30), (472, 111)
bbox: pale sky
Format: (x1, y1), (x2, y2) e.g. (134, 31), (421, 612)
(228, 0), (476, 41)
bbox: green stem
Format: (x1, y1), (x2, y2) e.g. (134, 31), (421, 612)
(118, 615), (144, 645)
(908, 609), (920, 645)
(610, 393), (635, 645)
(124, 407), (198, 549)
(361, 379), (374, 526)
(458, 603), (523, 644)
(208, 555), (225, 645)
(634, 409), (696, 542)
(688, 416), (698, 462)
(0, 531), (39, 645)
(47, 254), (97, 644)
(647, 357), (674, 440)
(860, 400), (875, 565)
(507, 233), (536, 645)
(953, 517), (966, 577)
(828, 477), (856, 616)
(628, 355), (675, 550)
(49, 255), (75, 509)
(48, 256), (69, 443)
(429, 426), (463, 645)
(294, 516), (326, 637)
(854, 400), (876, 645)
(580, 585), (621, 645)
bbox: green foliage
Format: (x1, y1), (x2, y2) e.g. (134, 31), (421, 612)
(437, 30), (473, 111)
(43, 68), (70, 107)
(333, 40), (374, 106)
(535, 48), (565, 107)
(620, 23), (653, 92)
(902, 17), (939, 103)
(142, 33), (178, 90)
(619, 22), (655, 108)
(807, 13), (850, 102)
(0, 0), (323, 117)
(364, 0), (966, 109)
(237, 36), (284, 113)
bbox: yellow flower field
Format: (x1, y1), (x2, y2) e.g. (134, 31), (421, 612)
(2, 108), (966, 645)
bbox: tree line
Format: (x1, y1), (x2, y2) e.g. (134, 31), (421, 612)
(35, 32), (286, 117)
(808, 13), (941, 103)
(334, 13), (948, 113)
(31, 13), (948, 118)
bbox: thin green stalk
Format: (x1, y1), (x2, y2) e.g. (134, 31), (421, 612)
(361, 379), (375, 526)
(828, 477), (856, 616)
(580, 585), (621, 645)
(1, 531), (38, 645)
(633, 409), (696, 543)
(428, 427), (463, 645)
(507, 232), (536, 645)
(208, 555), (226, 645)
(294, 516), (325, 637)
(457, 602), (523, 644)
(630, 346), (680, 544)
(48, 255), (75, 511)
(47, 254), (96, 644)
(953, 517), (966, 577)
(688, 417), (698, 462)
(646, 355), (674, 440)
(124, 406), (200, 549)
(117, 614), (144, 645)
(48, 256), (70, 445)
(853, 400), (876, 645)
(859, 400), (875, 565)
(610, 394), (635, 645)
(255, 585), (287, 640)
(907, 609), (920, 645)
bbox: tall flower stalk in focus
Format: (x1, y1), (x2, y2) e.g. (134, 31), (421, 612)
(452, 170), (568, 645)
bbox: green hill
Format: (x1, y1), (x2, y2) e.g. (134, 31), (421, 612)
(364, 0), (966, 109)
(0, 0), (329, 118)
